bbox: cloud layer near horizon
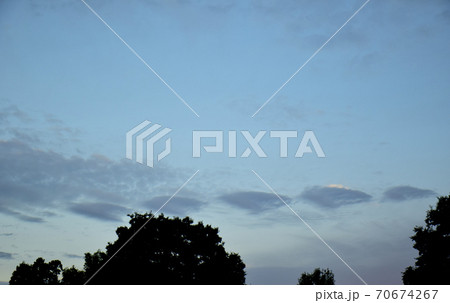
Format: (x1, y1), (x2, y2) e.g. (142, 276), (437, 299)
(0, 106), (438, 224)
(0, 137), (439, 224)
(300, 185), (372, 208)
(0, 140), (178, 223)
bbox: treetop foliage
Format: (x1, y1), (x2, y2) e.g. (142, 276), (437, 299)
(9, 212), (246, 285)
(402, 195), (450, 284)
(298, 268), (335, 285)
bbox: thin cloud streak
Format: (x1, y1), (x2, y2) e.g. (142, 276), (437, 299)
(300, 185), (372, 208)
(382, 186), (436, 201)
(0, 252), (13, 260)
(219, 191), (291, 213)
(69, 202), (130, 222)
(64, 253), (83, 259)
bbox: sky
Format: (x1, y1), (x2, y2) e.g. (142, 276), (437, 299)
(0, 0), (449, 284)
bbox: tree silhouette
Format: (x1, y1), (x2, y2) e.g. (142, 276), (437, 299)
(9, 257), (62, 285)
(9, 212), (246, 284)
(402, 195), (450, 284)
(298, 268), (335, 285)
(61, 266), (85, 285)
(85, 213), (246, 284)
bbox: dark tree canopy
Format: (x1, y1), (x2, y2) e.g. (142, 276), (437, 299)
(298, 268), (335, 285)
(86, 213), (246, 284)
(9, 213), (246, 285)
(61, 266), (85, 285)
(9, 257), (62, 285)
(402, 195), (450, 285)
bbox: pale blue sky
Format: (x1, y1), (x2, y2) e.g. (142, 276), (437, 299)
(0, 0), (449, 284)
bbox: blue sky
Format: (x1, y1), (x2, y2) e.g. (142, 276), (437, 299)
(0, 0), (449, 284)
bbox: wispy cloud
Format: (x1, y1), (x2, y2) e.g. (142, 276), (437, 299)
(69, 202), (130, 222)
(64, 253), (83, 259)
(382, 186), (436, 202)
(0, 104), (31, 124)
(0, 139), (178, 223)
(219, 191), (290, 213)
(0, 252), (13, 259)
(300, 185), (372, 208)
(0, 103), (79, 147)
(1, 105), (178, 223)
(0, 205), (44, 223)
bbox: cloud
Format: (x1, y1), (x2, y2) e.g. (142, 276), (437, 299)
(0, 104), (31, 124)
(218, 191), (290, 213)
(64, 253), (83, 259)
(0, 233), (13, 236)
(69, 202), (130, 222)
(0, 252), (13, 259)
(0, 139), (178, 223)
(142, 196), (206, 216)
(0, 104), (187, 223)
(0, 205), (44, 223)
(0, 103), (78, 147)
(382, 186), (436, 202)
(300, 185), (372, 208)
